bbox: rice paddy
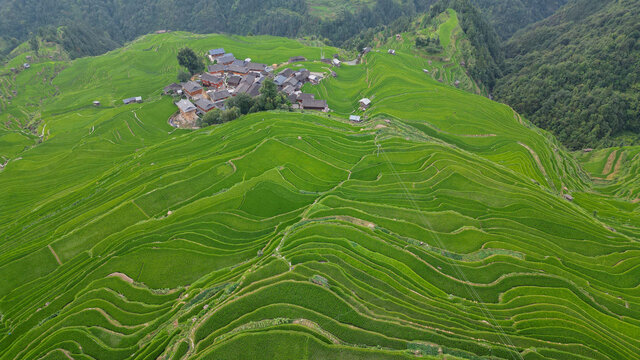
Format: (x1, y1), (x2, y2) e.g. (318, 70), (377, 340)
(0, 28), (639, 360)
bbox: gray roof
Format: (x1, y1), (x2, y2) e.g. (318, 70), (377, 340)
(289, 56), (306, 62)
(247, 62), (266, 71)
(247, 82), (262, 97)
(295, 70), (310, 81)
(218, 53), (235, 64)
(194, 98), (216, 111)
(302, 98), (327, 109)
(282, 85), (295, 95)
(227, 64), (248, 74)
(297, 93), (315, 102)
(349, 115), (362, 122)
(175, 99), (196, 113)
(183, 81), (203, 93)
(208, 48), (225, 56)
(235, 82), (252, 94)
(211, 89), (231, 101)
(208, 64), (226, 73)
(359, 98), (371, 106)
(274, 75), (288, 86)
(227, 75), (242, 86)
(279, 68), (294, 78)
(242, 74), (257, 85)
(231, 59), (245, 67)
(284, 77), (299, 87)
(164, 83), (182, 92)
(201, 73), (222, 83)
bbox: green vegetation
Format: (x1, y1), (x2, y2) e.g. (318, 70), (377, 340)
(1, 30), (639, 360)
(177, 47), (205, 75)
(494, 0), (640, 149)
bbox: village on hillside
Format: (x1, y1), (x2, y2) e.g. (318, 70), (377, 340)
(162, 48), (337, 128)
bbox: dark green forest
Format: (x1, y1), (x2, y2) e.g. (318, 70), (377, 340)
(493, 0), (640, 149)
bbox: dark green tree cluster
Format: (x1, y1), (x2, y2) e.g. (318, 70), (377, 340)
(198, 78), (291, 128)
(415, 35), (442, 53)
(177, 48), (204, 75)
(494, 0), (640, 149)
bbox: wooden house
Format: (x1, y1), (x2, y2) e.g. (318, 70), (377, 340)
(201, 73), (223, 88)
(183, 81), (204, 97)
(195, 98), (216, 113)
(359, 98), (371, 110)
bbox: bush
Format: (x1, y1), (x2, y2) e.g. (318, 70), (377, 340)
(177, 71), (190, 83)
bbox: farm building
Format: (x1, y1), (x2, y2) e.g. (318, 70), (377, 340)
(289, 56), (307, 63)
(308, 74), (320, 84)
(302, 98), (328, 112)
(332, 58), (341, 67)
(227, 64), (248, 75)
(295, 69), (310, 82)
(359, 98), (371, 110)
(201, 73), (223, 88)
(282, 85), (295, 95)
(279, 68), (294, 78)
(175, 99), (196, 115)
(93, 101), (101, 107)
(227, 75), (242, 87)
(218, 53), (236, 65)
(349, 115), (362, 122)
(210, 89), (231, 102)
(183, 81), (204, 97)
(194, 98), (216, 113)
(207, 64), (226, 74)
(247, 62), (267, 73)
(23, 63), (30, 69)
(164, 83), (182, 94)
(208, 48), (225, 58)
(274, 75), (288, 87)
(363, 47), (372, 54)
(297, 93), (315, 104)
(320, 58), (332, 64)
(123, 96), (142, 104)
(388, 49), (396, 55)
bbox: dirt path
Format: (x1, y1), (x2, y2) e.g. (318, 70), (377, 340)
(125, 120), (136, 137)
(131, 200), (150, 218)
(518, 142), (551, 186)
(606, 151), (625, 180)
(108, 272), (134, 284)
(48, 244), (62, 266)
(602, 150), (618, 175)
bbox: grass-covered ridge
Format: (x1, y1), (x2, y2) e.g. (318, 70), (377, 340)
(1, 31), (639, 359)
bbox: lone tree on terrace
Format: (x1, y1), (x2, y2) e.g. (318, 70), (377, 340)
(177, 47), (204, 75)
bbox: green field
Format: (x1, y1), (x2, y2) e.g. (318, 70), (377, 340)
(0, 17), (639, 360)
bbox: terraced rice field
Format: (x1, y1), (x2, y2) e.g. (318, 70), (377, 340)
(1, 29), (639, 359)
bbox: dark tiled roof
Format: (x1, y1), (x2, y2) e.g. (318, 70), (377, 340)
(201, 73), (222, 83)
(227, 75), (242, 86)
(247, 62), (266, 71)
(297, 93), (315, 102)
(208, 64), (226, 73)
(279, 68), (294, 78)
(183, 81), (203, 93)
(227, 64), (248, 74)
(247, 82), (262, 97)
(208, 48), (225, 56)
(289, 56), (306, 62)
(302, 98), (327, 109)
(195, 98), (216, 111)
(211, 89), (231, 101)
(164, 83), (182, 92)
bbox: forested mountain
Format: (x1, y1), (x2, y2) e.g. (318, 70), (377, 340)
(0, 0), (569, 59)
(469, 0), (568, 39)
(0, 0), (431, 58)
(493, 0), (640, 149)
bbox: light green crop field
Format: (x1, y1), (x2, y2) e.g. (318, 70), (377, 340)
(0, 20), (639, 360)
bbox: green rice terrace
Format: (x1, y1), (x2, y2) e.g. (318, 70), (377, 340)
(1, 17), (639, 360)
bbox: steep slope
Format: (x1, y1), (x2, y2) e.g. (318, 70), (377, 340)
(470, 0), (569, 39)
(493, 0), (640, 150)
(0, 32), (639, 359)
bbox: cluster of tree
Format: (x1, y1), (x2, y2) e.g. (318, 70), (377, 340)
(198, 78), (291, 127)
(415, 35), (443, 53)
(427, 0), (504, 89)
(469, 0), (568, 40)
(493, 0), (640, 149)
(34, 25), (120, 59)
(177, 48), (204, 75)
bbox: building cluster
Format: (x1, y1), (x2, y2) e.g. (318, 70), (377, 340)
(164, 47), (329, 121)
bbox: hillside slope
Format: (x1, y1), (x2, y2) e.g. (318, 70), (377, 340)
(0, 32), (639, 359)
(493, 0), (640, 150)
